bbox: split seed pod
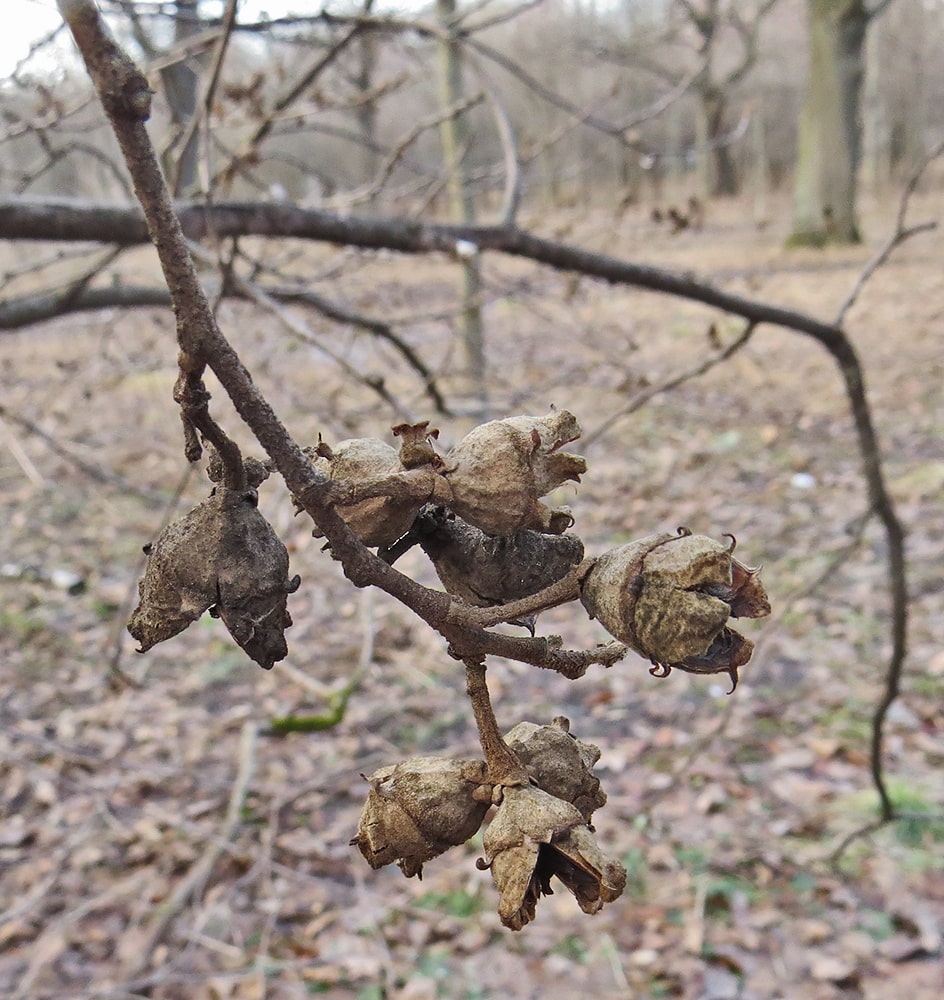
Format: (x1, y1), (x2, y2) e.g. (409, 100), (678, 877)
(351, 757), (491, 878)
(128, 484), (299, 669)
(580, 529), (770, 690)
(479, 784), (627, 930)
(504, 718), (606, 823)
(443, 409), (587, 536)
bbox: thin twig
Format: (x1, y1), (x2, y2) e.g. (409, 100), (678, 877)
(215, 22), (363, 188)
(0, 409), (45, 486)
(833, 143), (944, 822)
(464, 657), (528, 786)
(835, 137), (944, 326)
(583, 320), (757, 449)
(0, 402), (166, 500)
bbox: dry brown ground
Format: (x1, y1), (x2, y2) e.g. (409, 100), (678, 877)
(1, 189), (942, 1000)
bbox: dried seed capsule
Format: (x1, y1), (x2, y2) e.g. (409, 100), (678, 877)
(479, 784), (626, 930)
(128, 484), (298, 669)
(409, 505), (584, 614)
(309, 436), (418, 548)
(443, 409), (587, 537)
(351, 757), (491, 878)
(504, 718), (606, 823)
(580, 530), (770, 690)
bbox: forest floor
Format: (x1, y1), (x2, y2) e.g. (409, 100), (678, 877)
(1, 188), (942, 1000)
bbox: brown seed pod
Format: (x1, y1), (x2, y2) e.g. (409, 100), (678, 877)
(504, 718), (606, 823)
(128, 485), (299, 669)
(309, 435), (423, 548)
(478, 784), (626, 930)
(580, 530), (770, 690)
(442, 409), (587, 537)
(351, 757), (491, 878)
(409, 505), (584, 614)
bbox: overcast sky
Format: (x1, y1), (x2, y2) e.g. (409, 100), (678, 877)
(3, 1), (413, 77)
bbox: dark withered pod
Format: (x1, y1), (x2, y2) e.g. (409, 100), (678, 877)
(442, 408), (587, 537)
(128, 484), (299, 669)
(580, 530), (770, 690)
(408, 505), (584, 613)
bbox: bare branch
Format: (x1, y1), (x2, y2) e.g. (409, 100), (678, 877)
(835, 137), (944, 326)
(583, 321), (757, 449)
(57, 0), (628, 685)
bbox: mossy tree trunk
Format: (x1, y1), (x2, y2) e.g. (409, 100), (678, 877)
(790, 0), (877, 245)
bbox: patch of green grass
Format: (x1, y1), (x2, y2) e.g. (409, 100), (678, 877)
(813, 697), (873, 744)
(414, 887), (485, 919)
(90, 596), (122, 621)
(703, 875), (763, 919)
(552, 934), (589, 963)
(356, 986), (385, 1000)
(675, 844), (710, 875)
(838, 780), (944, 852)
(856, 908), (896, 941)
(911, 674), (944, 700)
(887, 785), (944, 848)
(0, 608), (48, 641)
(621, 846), (648, 900)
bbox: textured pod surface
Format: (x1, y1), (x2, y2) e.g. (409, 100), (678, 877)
(504, 719), (606, 823)
(580, 530), (770, 686)
(411, 505), (584, 607)
(481, 784), (626, 930)
(310, 437), (424, 548)
(128, 486), (297, 669)
(351, 757), (490, 878)
(443, 409), (587, 536)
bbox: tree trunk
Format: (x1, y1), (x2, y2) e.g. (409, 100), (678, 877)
(704, 91), (740, 197)
(861, 10), (890, 190)
(161, 0), (201, 197)
(790, 0), (869, 246)
(436, 0), (486, 413)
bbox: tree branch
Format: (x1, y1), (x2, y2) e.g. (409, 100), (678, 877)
(56, 0), (627, 685)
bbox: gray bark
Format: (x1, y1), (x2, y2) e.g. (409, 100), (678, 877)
(790, 0), (874, 245)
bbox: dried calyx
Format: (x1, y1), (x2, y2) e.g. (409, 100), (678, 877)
(350, 757), (491, 878)
(128, 463), (299, 669)
(442, 408), (587, 536)
(478, 783), (626, 931)
(580, 528), (770, 691)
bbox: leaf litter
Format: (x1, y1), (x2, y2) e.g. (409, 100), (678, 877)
(1, 193), (943, 998)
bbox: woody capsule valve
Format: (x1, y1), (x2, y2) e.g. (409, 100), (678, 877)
(442, 409), (587, 537)
(580, 529), (770, 690)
